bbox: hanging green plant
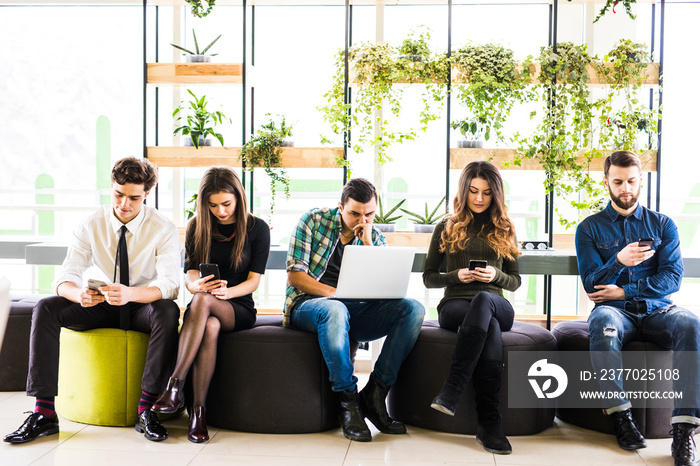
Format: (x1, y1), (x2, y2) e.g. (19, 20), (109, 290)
(239, 115), (293, 218)
(185, 0), (216, 18)
(184, 193), (198, 220)
(514, 42), (607, 229)
(588, 0), (637, 23)
(595, 39), (659, 152)
(451, 43), (534, 145)
(318, 27), (448, 165)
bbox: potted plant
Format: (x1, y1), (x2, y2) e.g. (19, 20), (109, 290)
(185, 0), (216, 18)
(184, 193), (198, 220)
(451, 117), (488, 148)
(373, 196), (406, 233)
(318, 27), (448, 165)
(173, 89), (230, 149)
(171, 30), (222, 63)
(596, 39), (659, 153)
(451, 43), (533, 147)
(513, 42), (607, 229)
(397, 26), (430, 62)
(239, 115), (293, 218)
(400, 196), (446, 233)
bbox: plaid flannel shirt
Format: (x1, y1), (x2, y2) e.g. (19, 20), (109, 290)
(283, 206), (387, 327)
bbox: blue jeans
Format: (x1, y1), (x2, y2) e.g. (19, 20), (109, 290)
(289, 297), (425, 392)
(588, 304), (700, 424)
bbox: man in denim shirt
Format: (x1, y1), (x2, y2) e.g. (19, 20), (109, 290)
(576, 151), (700, 465)
(285, 178), (425, 442)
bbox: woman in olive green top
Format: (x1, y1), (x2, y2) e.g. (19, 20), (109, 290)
(423, 160), (521, 455)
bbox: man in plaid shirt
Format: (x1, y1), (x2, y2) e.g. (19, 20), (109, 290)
(285, 178), (425, 442)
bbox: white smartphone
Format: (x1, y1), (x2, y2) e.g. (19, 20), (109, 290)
(87, 279), (108, 295)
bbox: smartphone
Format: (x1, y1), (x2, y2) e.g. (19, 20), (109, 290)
(469, 260), (487, 270)
(638, 237), (654, 249)
(199, 263), (221, 283)
(87, 279), (108, 295)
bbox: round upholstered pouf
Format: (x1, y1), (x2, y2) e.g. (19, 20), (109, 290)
(553, 320), (675, 439)
(56, 328), (150, 426)
(387, 320), (557, 435)
(205, 315), (356, 434)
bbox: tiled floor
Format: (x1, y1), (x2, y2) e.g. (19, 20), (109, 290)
(0, 389), (677, 466)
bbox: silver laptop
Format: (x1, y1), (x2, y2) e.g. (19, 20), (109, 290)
(0, 276), (10, 350)
(333, 246), (415, 300)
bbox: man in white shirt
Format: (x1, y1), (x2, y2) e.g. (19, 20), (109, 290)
(4, 157), (181, 444)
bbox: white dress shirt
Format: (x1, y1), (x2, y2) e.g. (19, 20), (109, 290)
(54, 205), (181, 300)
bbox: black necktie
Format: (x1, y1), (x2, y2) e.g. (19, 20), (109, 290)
(117, 225), (130, 330)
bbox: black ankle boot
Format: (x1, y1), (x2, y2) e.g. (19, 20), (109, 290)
(359, 373), (406, 434)
(473, 359), (511, 454)
(338, 390), (371, 442)
(610, 409), (646, 450)
(430, 325), (487, 416)
(671, 423), (699, 466)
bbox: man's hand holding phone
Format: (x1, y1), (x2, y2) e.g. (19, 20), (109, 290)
(617, 238), (655, 267)
(81, 279), (107, 307)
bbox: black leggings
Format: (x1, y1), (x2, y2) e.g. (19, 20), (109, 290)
(437, 292), (514, 362)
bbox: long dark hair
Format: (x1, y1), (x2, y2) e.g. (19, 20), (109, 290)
(187, 167), (250, 270)
(441, 160), (520, 260)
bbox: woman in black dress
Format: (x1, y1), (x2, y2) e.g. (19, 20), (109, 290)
(152, 167), (270, 442)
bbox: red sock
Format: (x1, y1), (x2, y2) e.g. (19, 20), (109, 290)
(138, 390), (158, 415)
(35, 397), (55, 418)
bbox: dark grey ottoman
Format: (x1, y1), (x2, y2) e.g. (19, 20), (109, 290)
(204, 314), (358, 434)
(0, 294), (42, 391)
(553, 320), (675, 439)
(387, 320), (557, 435)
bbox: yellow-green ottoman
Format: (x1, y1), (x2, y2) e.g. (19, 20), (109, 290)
(56, 328), (149, 427)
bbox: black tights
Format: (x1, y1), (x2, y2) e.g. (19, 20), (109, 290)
(171, 292), (237, 407)
(437, 292), (514, 362)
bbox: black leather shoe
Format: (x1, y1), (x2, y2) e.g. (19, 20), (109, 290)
(152, 377), (185, 414)
(135, 409), (168, 442)
(476, 422), (512, 455)
(611, 409), (646, 450)
(338, 390), (372, 442)
(4, 412), (59, 444)
(672, 423), (700, 466)
(358, 374), (406, 434)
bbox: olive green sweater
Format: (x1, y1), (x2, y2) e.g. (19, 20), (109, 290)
(423, 213), (521, 308)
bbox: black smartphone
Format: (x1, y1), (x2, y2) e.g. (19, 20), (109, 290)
(469, 260), (487, 270)
(638, 237), (654, 249)
(87, 279), (107, 295)
(199, 263), (221, 283)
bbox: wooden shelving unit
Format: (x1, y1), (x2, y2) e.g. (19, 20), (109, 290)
(384, 231), (432, 248)
(147, 63), (243, 85)
(449, 149), (658, 171)
(147, 146), (344, 168)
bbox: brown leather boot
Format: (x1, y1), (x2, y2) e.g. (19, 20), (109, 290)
(188, 405), (209, 443)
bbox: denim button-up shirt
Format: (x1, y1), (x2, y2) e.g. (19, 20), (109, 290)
(575, 201), (683, 312)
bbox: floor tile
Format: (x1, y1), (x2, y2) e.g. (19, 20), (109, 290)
(31, 448), (197, 466)
(189, 454), (345, 466)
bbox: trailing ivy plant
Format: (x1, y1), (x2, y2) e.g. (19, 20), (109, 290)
(451, 43), (533, 145)
(595, 39), (659, 152)
(574, 0), (637, 23)
(318, 27), (448, 165)
(514, 42), (607, 229)
(397, 26), (431, 60)
(239, 115), (293, 218)
(185, 0), (216, 18)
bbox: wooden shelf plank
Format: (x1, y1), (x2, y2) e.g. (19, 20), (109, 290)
(450, 148), (658, 171)
(147, 63), (243, 84)
(384, 232), (432, 247)
(147, 146), (344, 168)
(147, 146), (243, 167)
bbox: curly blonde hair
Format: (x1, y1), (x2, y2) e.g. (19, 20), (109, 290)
(441, 161), (520, 260)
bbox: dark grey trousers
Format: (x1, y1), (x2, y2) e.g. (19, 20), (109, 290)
(26, 295), (179, 397)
